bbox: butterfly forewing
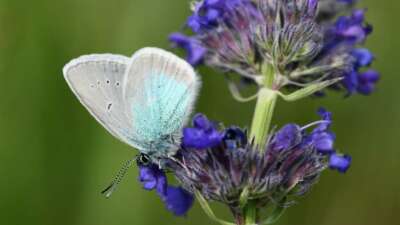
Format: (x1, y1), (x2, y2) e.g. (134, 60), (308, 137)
(63, 54), (145, 150)
(123, 48), (200, 156)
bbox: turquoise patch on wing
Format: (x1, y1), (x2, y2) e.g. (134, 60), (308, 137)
(131, 73), (191, 153)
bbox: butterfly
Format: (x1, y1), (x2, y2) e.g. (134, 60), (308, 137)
(63, 47), (200, 196)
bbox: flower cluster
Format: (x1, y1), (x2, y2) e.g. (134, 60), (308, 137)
(170, 0), (379, 96)
(143, 110), (350, 217)
(133, 0), (372, 222)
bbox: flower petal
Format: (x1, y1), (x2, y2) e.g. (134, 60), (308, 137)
(271, 124), (302, 151)
(169, 33), (206, 66)
(163, 186), (194, 216)
(183, 114), (223, 149)
(329, 153), (352, 173)
(138, 165), (167, 195)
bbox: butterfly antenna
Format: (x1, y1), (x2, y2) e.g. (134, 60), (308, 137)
(101, 157), (136, 198)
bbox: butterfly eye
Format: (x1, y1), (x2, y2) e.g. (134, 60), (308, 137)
(137, 154), (151, 166)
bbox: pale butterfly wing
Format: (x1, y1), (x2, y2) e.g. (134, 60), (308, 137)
(63, 54), (146, 150)
(123, 48), (200, 157)
(63, 48), (200, 159)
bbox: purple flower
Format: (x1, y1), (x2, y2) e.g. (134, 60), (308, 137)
(309, 132), (336, 154)
(187, 1), (219, 32)
(138, 165), (194, 216)
(193, 113), (213, 130)
(270, 124), (302, 151)
(343, 69), (380, 95)
(164, 186), (194, 216)
(169, 33), (206, 66)
(342, 70), (359, 94)
(318, 8), (379, 95)
(329, 153), (352, 173)
(324, 9), (371, 46)
(306, 108), (336, 154)
(139, 165), (167, 195)
(314, 108), (333, 132)
(357, 70), (380, 95)
(182, 114), (223, 149)
(332, 10), (371, 43)
(352, 48), (374, 68)
(187, 0), (246, 33)
(222, 126), (247, 149)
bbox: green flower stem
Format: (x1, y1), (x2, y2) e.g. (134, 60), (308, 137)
(249, 87), (278, 150)
(243, 201), (258, 225)
(249, 63), (278, 151)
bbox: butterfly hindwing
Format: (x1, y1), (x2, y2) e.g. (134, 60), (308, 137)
(123, 48), (200, 157)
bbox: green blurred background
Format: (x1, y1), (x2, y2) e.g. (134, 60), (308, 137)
(0, 0), (398, 225)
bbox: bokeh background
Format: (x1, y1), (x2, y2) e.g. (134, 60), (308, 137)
(0, 0), (398, 225)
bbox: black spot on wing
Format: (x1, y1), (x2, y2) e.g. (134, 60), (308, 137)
(107, 103), (113, 111)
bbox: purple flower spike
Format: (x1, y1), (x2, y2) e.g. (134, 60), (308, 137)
(164, 186), (194, 216)
(170, 0), (380, 97)
(183, 114), (223, 149)
(169, 109), (353, 216)
(329, 153), (352, 173)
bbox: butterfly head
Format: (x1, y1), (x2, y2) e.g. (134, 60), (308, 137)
(137, 153), (152, 167)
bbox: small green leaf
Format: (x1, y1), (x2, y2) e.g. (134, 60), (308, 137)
(290, 64), (341, 78)
(195, 191), (236, 225)
(226, 78), (259, 103)
(278, 77), (343, 102)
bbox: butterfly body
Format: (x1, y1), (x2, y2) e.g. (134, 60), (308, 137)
(63, 48), (200, 164)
